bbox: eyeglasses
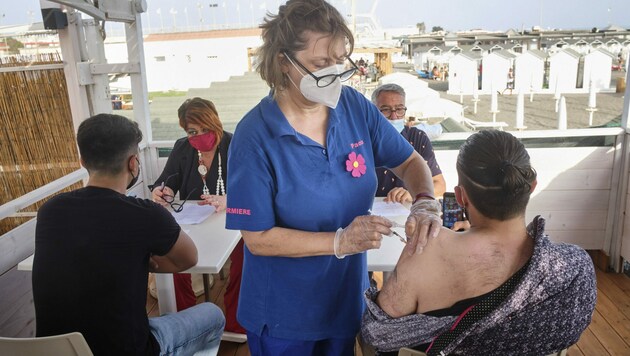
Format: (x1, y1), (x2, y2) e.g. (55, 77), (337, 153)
(379, 106), (407, 118)
(159, 173), (197, 213)
(284, 52), (359, 88)
(163, 187), (198, 213)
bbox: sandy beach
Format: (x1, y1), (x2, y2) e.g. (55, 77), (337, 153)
(423, 71), (627, 130)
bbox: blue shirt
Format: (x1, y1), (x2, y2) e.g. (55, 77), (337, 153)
(226, 86), (413, 340)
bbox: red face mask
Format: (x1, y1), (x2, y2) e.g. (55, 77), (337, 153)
(188, 131), (217, 152)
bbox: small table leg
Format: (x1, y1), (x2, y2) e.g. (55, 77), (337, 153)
(155, 273), (177, 315)
(202, 273), (212, 302)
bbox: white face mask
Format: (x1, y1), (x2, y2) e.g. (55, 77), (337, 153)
(287, 58), (344, 109)
(389, 118), (405, 132)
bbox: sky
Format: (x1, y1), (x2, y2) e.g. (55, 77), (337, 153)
(1, 0), (630, 33)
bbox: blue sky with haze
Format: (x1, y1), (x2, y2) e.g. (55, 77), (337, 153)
(2, 0), (629, 32)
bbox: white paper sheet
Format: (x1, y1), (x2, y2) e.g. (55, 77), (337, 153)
(170, 204), (216, 225)
(371, 201), (410, 217)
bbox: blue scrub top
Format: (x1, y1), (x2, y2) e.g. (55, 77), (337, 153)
(226, 86), (414, 340)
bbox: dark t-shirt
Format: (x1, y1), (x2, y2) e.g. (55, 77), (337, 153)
(375, 127), (442, 197)
(33, 186), (181, 356)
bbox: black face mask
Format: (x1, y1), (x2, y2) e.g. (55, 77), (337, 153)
(127, 157), (140, 190)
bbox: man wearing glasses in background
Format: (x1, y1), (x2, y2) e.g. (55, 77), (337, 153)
(33, 114), (225, 355)
(372, 83), (446, 201)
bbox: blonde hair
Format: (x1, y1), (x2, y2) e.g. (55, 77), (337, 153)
(177, 97), (224, 144)
(257, 0), (354, 91)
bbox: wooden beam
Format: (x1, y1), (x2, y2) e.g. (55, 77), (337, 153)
(0, 64), (64, 73)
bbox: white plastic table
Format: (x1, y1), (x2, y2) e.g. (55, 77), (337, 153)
(367, 197), (409, 275)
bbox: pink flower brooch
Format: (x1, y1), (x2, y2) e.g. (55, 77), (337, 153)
(346, 152), (366, 178)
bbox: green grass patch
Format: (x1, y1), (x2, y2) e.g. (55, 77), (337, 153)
(148, 91), (187, 99)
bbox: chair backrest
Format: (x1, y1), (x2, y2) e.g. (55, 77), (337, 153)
(0, 332), (93, 356)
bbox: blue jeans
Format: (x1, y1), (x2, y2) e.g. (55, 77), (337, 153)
(149, 302), (225, 356)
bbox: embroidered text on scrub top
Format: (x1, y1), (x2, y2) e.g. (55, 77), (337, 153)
(226, 208), (251, 215)
(350, 140), (364, 149)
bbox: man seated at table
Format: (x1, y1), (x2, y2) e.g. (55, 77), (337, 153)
(361, 130), (596, 355)
(33, 113), (225, 355)
(372, 83), (446, 201)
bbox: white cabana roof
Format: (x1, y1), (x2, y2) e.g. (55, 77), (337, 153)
(377, 72), (461, 119)
(378, 73), (436, 102)
(406, 97), (463, 119)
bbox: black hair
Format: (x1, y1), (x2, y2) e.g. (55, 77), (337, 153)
(456, 130), (537, 220)
(77, 113), (142, 175)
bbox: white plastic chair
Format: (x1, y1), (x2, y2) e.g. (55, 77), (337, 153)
(0, 332), (93, 356)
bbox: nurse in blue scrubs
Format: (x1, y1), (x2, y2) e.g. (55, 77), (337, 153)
(225, 1), (442, 355)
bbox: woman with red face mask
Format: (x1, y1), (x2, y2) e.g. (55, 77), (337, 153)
(151, 97), (245, 334)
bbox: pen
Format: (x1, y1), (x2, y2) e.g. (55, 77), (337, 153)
(160, 181), (165, 190)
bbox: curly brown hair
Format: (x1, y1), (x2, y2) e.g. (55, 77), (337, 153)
(257, 0), (354, 91)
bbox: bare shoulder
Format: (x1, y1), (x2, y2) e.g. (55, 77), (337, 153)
(376, 228), (458, 317)
(396, 227), (458, 272)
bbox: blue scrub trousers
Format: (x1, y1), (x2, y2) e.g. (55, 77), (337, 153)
(247, 326), (355, 356)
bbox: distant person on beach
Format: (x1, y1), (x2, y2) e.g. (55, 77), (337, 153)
(372, 83), (446, 200)
(432, 66), (440, 80)
(33, 114), (225, 355)
(501, 67), (514, 95)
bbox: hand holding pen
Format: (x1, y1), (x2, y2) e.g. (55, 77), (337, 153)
(151, 181), (174, 207)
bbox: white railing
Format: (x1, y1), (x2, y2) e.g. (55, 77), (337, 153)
(1, 127), (628, 271)
(0, 168), (88, 221)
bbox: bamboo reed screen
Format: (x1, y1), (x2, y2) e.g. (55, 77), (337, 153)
(0, 54), (82, 235)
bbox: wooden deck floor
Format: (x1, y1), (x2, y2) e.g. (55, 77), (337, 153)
(146, 264), (630, 356)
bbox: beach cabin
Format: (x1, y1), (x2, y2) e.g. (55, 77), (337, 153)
(468, 44), (485, 55)
(583, 48), (615, 90)
(488, 44), (505, 53)
(481, 50), (516, 93)
(605, 39), (622, 55)
(549, 48), (580, 92)
(447, 52), (481, 95)
(568, 39), (590, 55)
(590, 39), (604, 49)
(514, 49), (548, 92)
(509, 43), (523, 54)
(550, 39), (570, 50)
(445, 45), (463, 57)
(2, 2), (630, 355)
